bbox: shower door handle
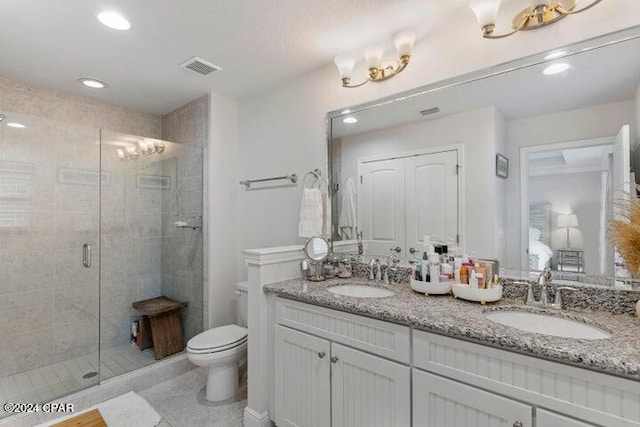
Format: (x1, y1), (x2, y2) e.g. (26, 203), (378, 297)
(83, 244), (91, 268)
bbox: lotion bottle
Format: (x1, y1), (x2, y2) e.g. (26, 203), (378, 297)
(429, 251), (440, 285)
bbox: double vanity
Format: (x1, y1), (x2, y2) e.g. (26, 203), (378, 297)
(262, 272), (640, 427)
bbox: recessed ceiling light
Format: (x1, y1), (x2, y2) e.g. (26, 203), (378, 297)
(544, 51), (567, 60)
(79, 78), (108, 89)
(97, 12), (131, 30)
(343, 116), (358, 124)
(6, 122), (26, 128)
(542, 63), (570, 76)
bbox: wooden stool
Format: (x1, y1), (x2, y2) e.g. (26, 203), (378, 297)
(132, 296), (187, 360)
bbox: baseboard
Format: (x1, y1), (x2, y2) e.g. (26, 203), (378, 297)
(244, 406), (272, 427)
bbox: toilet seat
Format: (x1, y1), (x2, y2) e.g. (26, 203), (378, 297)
(187, 324), (247, 354)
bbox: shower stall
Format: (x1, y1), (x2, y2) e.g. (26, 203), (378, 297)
(0, 111), (204, 416)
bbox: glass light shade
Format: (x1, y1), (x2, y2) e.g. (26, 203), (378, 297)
(557, 214), (579, 227)
(469, 0), (502, 27)
(364, 48), (384, 68)
(394, 31), (416, 57)
(116, 148), (125, 159)
(531, 0), (551, 8)
(334, 55), (355, 79)
(138, 139), (149, 152)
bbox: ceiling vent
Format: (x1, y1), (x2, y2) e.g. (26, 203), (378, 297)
(180, 56), (222, 76)
(420, 107), (441, 116)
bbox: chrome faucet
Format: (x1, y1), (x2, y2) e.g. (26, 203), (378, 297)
(384, 254), (400, 284)
(369, 258), (382, 281)
(538, 267), (552, 305)
(525, 268), (575, 309)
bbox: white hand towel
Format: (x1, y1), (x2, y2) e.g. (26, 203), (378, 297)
(298, 187), (323, 237)
(338, 177), (357, 240)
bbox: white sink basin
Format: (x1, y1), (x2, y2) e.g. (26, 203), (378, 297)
(327, 284), (395, 298)
(485, 310), (611, 340)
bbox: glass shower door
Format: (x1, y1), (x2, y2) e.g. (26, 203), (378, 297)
(0, 111), (100, 417)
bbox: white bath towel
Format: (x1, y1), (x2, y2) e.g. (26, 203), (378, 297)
(298, 187), (324, 237)
(338, 177), (357, 240)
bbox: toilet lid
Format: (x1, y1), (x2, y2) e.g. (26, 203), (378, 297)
(187, 325), (247, 351)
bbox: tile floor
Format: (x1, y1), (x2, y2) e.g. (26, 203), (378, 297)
(139, 368), (246, 427)
(0, 344), (156, 418)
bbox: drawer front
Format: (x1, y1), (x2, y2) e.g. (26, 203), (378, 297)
(276, 298), (410, 363)
(413, 330), (640, 427)
(413, 370), (532, 427)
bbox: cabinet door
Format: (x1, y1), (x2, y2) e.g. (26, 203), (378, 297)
(537, 409), (597, 427)
(275, 325), (330, 427)
(413, 370), (532, 427)
(359, 158), (405, 258)
(405, 150), (459, 261)
(331, 343), (410, 427)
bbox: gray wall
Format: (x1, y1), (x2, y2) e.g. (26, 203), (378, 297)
(161, 95), (208, 341)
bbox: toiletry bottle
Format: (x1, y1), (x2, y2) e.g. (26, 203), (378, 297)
(429, 251), (440, 285)
(357, 231), (364, 255)
(453, 247), (463, 284)
(469, 268), (478, 288)
(421, 252), (429, 282)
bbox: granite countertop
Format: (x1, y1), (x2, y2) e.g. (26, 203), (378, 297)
(264, 277), (640, 380)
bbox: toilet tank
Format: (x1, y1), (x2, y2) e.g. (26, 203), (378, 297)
(237, 281), (248, 328)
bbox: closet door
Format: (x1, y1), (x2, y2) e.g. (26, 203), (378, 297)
(405, 150), (458, 259)
(359, 158), (405, 258)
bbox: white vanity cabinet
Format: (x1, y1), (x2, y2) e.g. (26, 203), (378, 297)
(272, 298), (640, 427)
(275, 325), (331, 427)
(274, 298), (411, 427)
(413, 370), (532, 427)
(537, 409), (598, 427)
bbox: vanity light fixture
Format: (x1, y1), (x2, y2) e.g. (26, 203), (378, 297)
(138, 139), (165, 155)
(342, 116), (358, 124)
(334, 31), (416, 88)
(469, 0), (602, 39)
(79, 78), (108, 89)
(116, 146), (139, 162)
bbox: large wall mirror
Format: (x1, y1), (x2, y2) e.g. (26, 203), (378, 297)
(328, 26), (640, 287)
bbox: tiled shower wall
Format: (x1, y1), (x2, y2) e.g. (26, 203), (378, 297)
(0, 77), (162, 378)
(161, 95), (208, 339)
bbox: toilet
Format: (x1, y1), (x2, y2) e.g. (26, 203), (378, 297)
(187, 282), (249, 402)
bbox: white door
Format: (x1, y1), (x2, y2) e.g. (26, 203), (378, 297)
(274, 325), (331, 427)
(359, 158), (405, 257)
(536, 409), (597, 427)
(405, 150), (458, 261)
(331, 343), (410, 427)
(413, 370), (532, 427)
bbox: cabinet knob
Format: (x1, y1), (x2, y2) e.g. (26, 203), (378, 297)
(317, 351), (326, 359)
(330, 356), (339, 364)
(513, 422), (523, 427)
(409, 247), (417, 254)
(390, 247), (401, 253)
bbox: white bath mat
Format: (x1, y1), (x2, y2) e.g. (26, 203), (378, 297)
(36, 391), (162, 427)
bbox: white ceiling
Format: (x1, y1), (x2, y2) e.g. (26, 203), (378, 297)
(331, 35), (640, 138)
(0, 0), (476, 115)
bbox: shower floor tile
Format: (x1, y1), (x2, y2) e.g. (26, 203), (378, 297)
(0, 344), (157, 419)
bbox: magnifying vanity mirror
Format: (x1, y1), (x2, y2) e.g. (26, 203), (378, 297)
(327, 26), (640, 288)
(304, 236), (330, 281)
